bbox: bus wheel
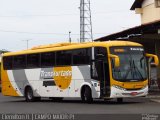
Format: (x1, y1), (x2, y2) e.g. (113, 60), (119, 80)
(117, 98), (123, 103)
(81, 86), (93, 103)
(25, 87), (35, 102)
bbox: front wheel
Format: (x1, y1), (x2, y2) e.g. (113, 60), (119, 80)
(81, 86), (93, 103)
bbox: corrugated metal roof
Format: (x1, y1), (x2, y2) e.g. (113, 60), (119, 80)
(95, 19), (160, 41)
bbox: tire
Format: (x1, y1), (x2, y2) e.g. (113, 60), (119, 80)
(117, 98), (123, 103)
(81, 86), (93, 103)
(25, 87), (35, 102)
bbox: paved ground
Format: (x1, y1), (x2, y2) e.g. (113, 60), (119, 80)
(0, 93), (160, 114)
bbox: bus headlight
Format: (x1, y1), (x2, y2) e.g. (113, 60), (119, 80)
(112, 85), (126, 91)
(141, 85), (148, 90)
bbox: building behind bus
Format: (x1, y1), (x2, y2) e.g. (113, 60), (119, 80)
(95, 0), (160, 92)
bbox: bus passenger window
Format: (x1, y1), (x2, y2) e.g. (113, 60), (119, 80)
(13, 55), (26, 69)
(73, 48), (91, 65)
(56, 51), (72, 66)
(3, 56), (13, 70)
(41, 52), (55, 67)
(27, 54), (40, 68)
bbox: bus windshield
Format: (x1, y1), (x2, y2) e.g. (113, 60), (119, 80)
(110, 46), (148, 82)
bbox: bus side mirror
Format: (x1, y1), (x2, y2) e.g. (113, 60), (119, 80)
(109, 54), (120, 67)
(146, 53), (159, 66)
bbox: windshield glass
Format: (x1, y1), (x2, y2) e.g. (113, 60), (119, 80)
(110, 46), (147, 82)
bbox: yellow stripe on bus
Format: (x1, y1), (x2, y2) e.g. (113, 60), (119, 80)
(2, 70), (19, 96)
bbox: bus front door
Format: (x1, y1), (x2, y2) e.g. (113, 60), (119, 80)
(95, 60), (110, 98)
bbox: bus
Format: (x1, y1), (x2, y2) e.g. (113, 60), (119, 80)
(1, 41), (159, 102)
(0, 60), (1, 92)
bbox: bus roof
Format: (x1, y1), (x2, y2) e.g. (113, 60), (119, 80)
(3, 41), (142, 56)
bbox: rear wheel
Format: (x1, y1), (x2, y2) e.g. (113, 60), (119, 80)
(25, 87), (35, 102)
(81, 86), (93, 103)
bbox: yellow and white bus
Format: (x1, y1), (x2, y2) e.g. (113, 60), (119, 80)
(0, 60), (1, 92)
(1, 41), (159, 102)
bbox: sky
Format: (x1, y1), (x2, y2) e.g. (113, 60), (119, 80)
(0, 0), (140, 51)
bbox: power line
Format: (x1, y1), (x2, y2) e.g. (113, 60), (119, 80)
(0, 10), (130, 18)
(0, 14), (78, 18)
(0, 29), (110, 35)
(0, 29), (79, 35)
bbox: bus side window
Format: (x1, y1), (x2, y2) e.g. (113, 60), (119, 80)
(13, 55), (26, 69)
(3, 56), (13, 70)
(72, 48), (91, 66)
(56, 51), (72, 66)
(27, 54), (40, 68)
(41, 52), (55, 67)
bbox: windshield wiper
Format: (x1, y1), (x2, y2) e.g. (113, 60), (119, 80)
(132, 60), (144, 80)
(123, 60), (132, 80)
(123, 60), (144, 80)
(112, 59), (123, 79)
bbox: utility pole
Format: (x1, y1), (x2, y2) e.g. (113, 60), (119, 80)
(80, 0), (93, 43)
(69, 31), (71, 43)
(22, 39), (32, 49)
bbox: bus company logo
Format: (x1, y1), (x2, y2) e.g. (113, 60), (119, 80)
(40, 70), (72, 79)
(40, 67), (72, 89)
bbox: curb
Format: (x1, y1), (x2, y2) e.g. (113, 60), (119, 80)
(150, 99), (160, 103)
(147, 95), (160, 99)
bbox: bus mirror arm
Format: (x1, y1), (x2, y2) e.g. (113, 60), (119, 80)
(146, 53), (159, 66)
(109, 54), (120, 67)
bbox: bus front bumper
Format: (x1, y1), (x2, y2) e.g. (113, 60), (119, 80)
(110, 85), (148, 98)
